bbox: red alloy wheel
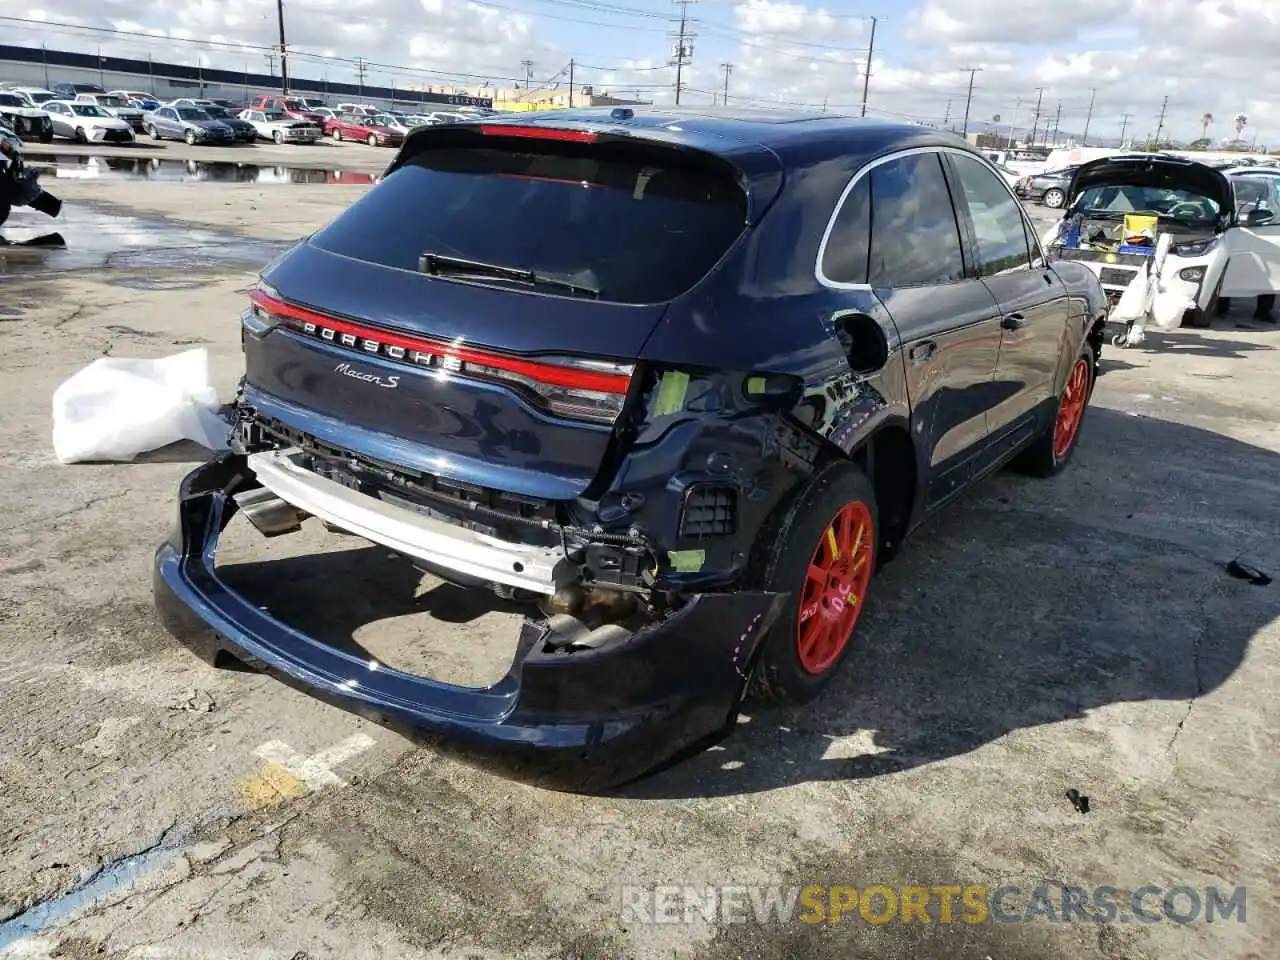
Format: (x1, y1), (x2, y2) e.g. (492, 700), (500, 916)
(796, 500), (875, 675)
(1053, 358), (1091, 460)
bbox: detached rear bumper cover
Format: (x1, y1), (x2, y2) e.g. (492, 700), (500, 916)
(153, 453), (784, 789)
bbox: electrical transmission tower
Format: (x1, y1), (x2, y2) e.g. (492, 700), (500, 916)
(669, 0), (698, 105)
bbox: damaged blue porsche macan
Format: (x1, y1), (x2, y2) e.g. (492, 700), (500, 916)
(154, 108), (1110, 790)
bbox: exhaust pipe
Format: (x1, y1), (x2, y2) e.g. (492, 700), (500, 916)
(233, 487), (307, 537)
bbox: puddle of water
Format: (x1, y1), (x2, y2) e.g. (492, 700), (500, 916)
(0, 839), (187, 949)
(23, 154), (380, 186)
(0, 203), (289, 277)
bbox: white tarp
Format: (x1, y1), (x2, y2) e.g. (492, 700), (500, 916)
(52, 349), (230, 463)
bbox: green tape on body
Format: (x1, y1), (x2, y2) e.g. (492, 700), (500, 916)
(668, 549), (706, 573)
(653, 371), (691, 416)
(746, 375), (767, 395)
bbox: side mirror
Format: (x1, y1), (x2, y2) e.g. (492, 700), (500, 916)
(1244, 208), (1276, 228)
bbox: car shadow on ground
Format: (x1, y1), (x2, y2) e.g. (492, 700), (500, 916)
(207, 407), (1276, 797)
(623, 407), (1278, 798)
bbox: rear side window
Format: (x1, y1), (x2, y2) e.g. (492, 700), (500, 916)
(948, 153), (1032, 275)
(309, 137), (748, 304)
(868, 153), (966, 287)
(821, 178), (871, 284)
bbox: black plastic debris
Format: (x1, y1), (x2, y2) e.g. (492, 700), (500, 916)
(1066, 788), (1090, 814)
(1226, 559), (1273, 587)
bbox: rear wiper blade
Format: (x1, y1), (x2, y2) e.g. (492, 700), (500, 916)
(418, 252), (599, 298)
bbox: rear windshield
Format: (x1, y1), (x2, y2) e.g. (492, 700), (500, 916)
(309, 138), (747, 304)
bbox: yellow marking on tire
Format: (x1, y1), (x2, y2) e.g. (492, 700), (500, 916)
(826, 527), (839, 558)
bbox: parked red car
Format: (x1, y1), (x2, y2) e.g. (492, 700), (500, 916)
(248, 95), (326, 126)
(323, 114), (405, 147)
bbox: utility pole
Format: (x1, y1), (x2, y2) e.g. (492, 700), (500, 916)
(1051, 99), (1062, 145)
(1028, 87), (1045, 146)
(1005, 97), (1021, 147)
(942, 99), (951, 130)
(960, 67), (981, 137)
(521, 60), (533, 88)
(720, 62), (732, 105)
(1119, 112), (1132, 146)
(276, 0), (289, 95)
(860, 16), (878, 117)
(1153, 95), (1169, 146)
(355, 57), (368, 98)
(669, 0), (698, 106)
(568, 58), (575, 108)
(264, 52), (276, 78)
(1081, 87), (1097, 146)
(97, 47), (105, 87)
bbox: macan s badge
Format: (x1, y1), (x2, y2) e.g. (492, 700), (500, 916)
(333, 361), (400, 389)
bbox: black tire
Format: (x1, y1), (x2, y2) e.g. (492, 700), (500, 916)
(1182, 307), (1213, 328)
(1012, 341), (1096, 478)
(273, 130), (284, 144)
(332, 129), (342, 142)
(1042, 187), (1065, 209)
(39, 131), (53, 144)
(367, 133), (378, 147)
(73, 126), (87, 144)
(184, 129), (197, 146)
(148, 125), (161, 140)
(0, 201), (9, 228)
(746, 463), (879, 706)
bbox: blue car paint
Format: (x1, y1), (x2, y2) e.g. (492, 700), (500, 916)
(154, 107), (1107, 789)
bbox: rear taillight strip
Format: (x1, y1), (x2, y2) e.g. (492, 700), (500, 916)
(247, 289), (632, 395)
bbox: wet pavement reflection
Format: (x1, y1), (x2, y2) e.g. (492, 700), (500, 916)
(22, 155), (380, 185)
(0, 202), (289, 277)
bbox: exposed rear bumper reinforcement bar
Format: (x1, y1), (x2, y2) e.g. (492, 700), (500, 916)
(247, 446), (566, 594)
(152, 452), (785, 791)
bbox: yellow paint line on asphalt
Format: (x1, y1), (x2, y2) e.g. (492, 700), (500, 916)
(235, 760), (310, 810)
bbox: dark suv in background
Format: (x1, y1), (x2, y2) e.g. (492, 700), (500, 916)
(155, 110), (1108, 789)
(1015, 166), (1079, 208)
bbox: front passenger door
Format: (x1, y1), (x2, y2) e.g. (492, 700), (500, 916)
(945, 152), (1070, 444)
(863, 152), (1006, 508)
(1221, 176), (1280, 298)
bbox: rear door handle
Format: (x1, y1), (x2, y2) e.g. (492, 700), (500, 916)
(1001, 312), (1026, 330)
(908, 340), (937, 364)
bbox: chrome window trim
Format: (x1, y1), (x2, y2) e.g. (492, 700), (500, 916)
(815, 144), (1044, 291)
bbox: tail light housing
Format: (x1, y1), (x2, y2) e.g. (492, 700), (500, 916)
(244, 285), (634, 424)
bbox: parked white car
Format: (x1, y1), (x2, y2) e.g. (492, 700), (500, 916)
(75, 93), (147, 131)
(5, 85), (56, 106)
(41, 100), (135, 144)
(367, 113), (413, 135)
(1043, 153), (1280, 344)
(237, 109), (322, 144)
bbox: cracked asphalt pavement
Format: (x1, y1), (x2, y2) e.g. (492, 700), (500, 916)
(1, 164), (1278, 959)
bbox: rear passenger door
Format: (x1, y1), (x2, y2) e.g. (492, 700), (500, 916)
(945, 152), (1070, 444)
(864, 151), (1006, 507)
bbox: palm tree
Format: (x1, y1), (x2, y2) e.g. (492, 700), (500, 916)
(1201, 112), (1213, 140)
(1235, 113), (1248, 139)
